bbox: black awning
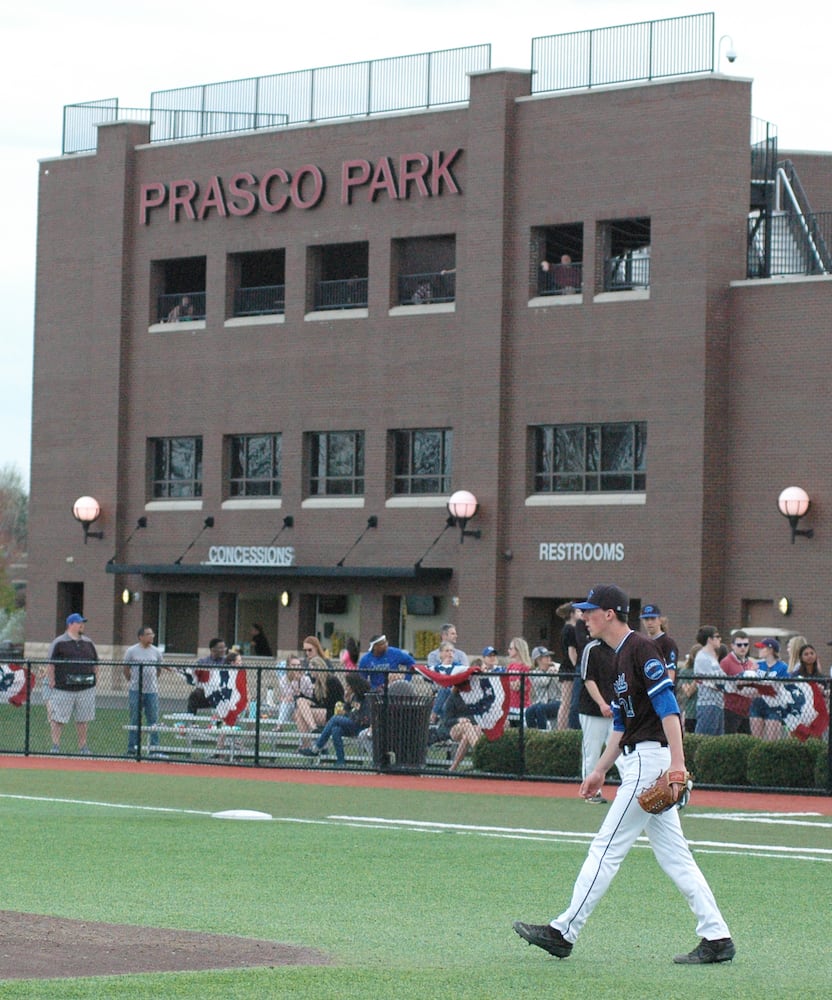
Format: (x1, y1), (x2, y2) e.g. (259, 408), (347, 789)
(105, 562), (453, 581)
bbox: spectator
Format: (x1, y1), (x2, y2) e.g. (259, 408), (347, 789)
(577, 637), (616, 803)
(556, 603), (581, 730)
(427, 624), (469, 668)
(481, 645), (500, 671)
(676, 645), (700, 733)
(786, 635), (809, 675)
(429, 641), (466, 724)
(694, 626), (725, 735)
(525, 646), (561, 730)
(295, 656), (344, 748)
(46, 613), (98, 754)
(340, 636), (360, 671)
(794, 643), (823, 678)
(186, 638), (227, 714)
(299, 673), (372, 764)
(506, 637), (533, 722)
(748, 638), (789, 740)
(274, 653), (312, 727)
(166, 294), (194, 322)
(640, 604), (680, 682)
(719, 631), (753, 734)
(123, 625), (165, 756)
(248, 623), (272, 658)
(301, 636), (332, 670)
(358, 635), (415, 689)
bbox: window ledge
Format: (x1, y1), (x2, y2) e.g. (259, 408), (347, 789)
(528, 294), (583, 308)
(388, 302), (456, 317)
(593, 289), (650, 303)
(144, 499), (204, 511)
(301, 497), (366, 509)
(221, 498), (283, 510)
(526, 493), (646, 507)
(224, 314), (285, 328)
(148, 320), (207, 332)
(304, 308), (369, 321)
(385, 495), (451, 508)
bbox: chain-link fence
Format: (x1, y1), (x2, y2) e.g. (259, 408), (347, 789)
(1, 661), (829, 792)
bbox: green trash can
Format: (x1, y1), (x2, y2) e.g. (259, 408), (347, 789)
(370, 681), (433, 769)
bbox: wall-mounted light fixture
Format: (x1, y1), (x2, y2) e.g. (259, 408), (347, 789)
(280, 590), (292, 608)
(336, 515), (378, 566)
(108, 515), (148, 565)
(174, 516), (215, 564)
(72, 495), (103, 544)
(121, 588), (141, 605)
(447, 490), (481, 543)
(717, 34), (737, 66)
(268, 515), (294, 545)
(777, 486), (814, 543)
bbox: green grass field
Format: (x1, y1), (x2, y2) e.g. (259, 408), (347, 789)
(1, 766), (830, 999)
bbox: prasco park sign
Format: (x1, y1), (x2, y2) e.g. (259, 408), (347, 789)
(139, 148), (463, 223)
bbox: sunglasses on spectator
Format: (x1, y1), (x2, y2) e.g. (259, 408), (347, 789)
(733, 641), (749, 647)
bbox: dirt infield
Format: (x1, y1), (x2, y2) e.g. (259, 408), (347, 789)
(0, 911), (331, 981)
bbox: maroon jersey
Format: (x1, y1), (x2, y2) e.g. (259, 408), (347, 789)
(651, 631), (679, 675)
(612, 630), (674, 748)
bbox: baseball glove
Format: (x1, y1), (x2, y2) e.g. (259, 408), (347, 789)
(637, 769), (693, 814)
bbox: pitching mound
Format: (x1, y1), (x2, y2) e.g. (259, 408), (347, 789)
(0, 911), (332, 981)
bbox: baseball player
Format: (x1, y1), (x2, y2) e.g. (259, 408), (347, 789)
(514, 584), (735, 965)
(577, 636), (616, 803)
(640, 603), (680, 682)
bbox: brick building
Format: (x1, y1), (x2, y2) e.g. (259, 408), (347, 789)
(28, 19), (832, 661)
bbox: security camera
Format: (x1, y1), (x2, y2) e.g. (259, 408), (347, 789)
(726, 49), (737, 63)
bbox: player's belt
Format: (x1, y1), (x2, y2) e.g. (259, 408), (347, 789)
(622, 740), (668, 755)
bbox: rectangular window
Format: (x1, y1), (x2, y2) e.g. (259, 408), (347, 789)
(228, 433), (282, 497)
(533, 422), (646, 493)
(392, 428), (453, 494)
(150, 437), (203, 498)
(600, 218), (651, 291)
(309, 431), (365, 496)
(153, 256), (207, 323)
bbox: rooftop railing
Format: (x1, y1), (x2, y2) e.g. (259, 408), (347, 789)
(531, 11), (714, 94)
(62, 43), (490, 154)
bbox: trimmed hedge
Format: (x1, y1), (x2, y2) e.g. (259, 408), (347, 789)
(471, 726), (830, 790)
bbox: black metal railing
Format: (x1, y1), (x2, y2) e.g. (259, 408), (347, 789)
(531, 12), (714, 94)
(538, 260), (583, 296)
(234, 285), (286, 317)
(62, 103), (288, 155)
(397, 270), (456, 305)
(603, 254), (650, 291)
(314, 277), (369, 310)
(1, 662), (829, 791)
(157, 291), (206, 324)
(747, 210), (832, 279)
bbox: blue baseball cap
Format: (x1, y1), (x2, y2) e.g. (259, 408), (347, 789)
(66, 613), (87, 625)
(640, 604), (662, 618)
(482, 646), (498, 657)
(573, 585), (629, 614)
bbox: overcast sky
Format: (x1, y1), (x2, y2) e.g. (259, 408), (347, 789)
(3, 0), (830, 488)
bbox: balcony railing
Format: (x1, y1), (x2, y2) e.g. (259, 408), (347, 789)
(603, 255), (650, 291)
(157, 291), (206, 324)
(398, 270), (456, 305)
(747, 210), (832, 278)
(538, 260), (583, 296)
(234, 285), (286, 317)
(314, 277), (369, 311)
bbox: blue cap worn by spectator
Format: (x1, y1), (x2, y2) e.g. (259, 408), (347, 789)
(66, 613), (87, 625)
(640, 604), (662, 618)
(482, 646), (498, 656)
(754, 638), (780, 653)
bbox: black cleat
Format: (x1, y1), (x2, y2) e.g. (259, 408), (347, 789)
(673, 937), (736, 965)
(513, 921), (573, 958)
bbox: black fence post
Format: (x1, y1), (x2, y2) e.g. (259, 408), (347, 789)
(253, 666), (263, 767)
(24, 659), (32, 755)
